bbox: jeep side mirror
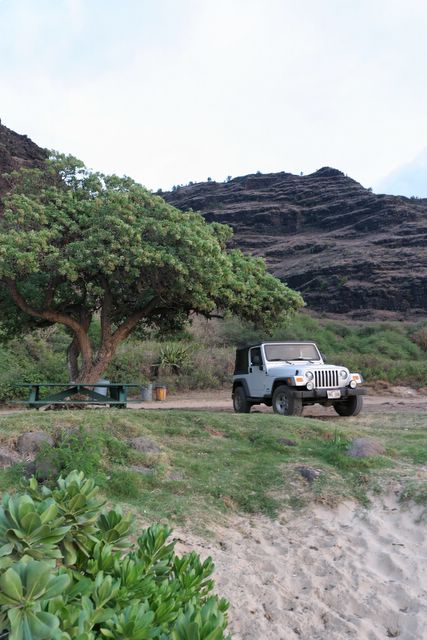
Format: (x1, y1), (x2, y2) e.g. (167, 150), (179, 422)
(321, 353), (327, 363)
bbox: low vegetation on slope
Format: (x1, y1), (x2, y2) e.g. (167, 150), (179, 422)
(0, 410), (426, 530)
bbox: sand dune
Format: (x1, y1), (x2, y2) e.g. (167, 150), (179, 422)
(174, 496), (427, 639)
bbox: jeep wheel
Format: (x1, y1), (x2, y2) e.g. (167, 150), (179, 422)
(333, 395), (363, 416)
(233, 386), (251, 413)
(272, 385), (303, 416)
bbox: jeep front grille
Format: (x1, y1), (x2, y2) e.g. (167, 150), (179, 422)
(314, 370), (339, 388)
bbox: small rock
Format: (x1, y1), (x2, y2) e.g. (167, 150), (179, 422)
(277, 438), (297, 446)
(130, 465), (154, 476)
(346, 438), (385, 458)
(35, 456), (59, 482)
(168, 471), (184, 481)
(297, 466), (321, 482)
(128, 436), (162, 454)
(16, 432), (54, 455)
(0, 452), (16, 468)
(389, 386), (418, 397)
(23, 461), (37, 477)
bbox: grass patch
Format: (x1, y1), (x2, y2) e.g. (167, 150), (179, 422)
(0, 409), (426, 529)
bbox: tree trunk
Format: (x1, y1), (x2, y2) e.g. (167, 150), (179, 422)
(67, 338), (80, 381)
(75, 344), (115, 384)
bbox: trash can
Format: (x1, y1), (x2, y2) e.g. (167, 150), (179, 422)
(140, 384), (153, 402)
(154, 385), (167, 401)
(96, 378), (110, 397)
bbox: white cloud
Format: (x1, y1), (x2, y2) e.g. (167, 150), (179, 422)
(375, 148), (427, 197)
(1, 0), (426, 192)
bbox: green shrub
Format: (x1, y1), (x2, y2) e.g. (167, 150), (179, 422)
(156, 342), (194, 374)
(0, 470), (230, 639)
(37, 427), (103, 481)
(2, 313), (427, 403)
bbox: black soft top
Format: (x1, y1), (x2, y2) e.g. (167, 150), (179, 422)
(234, 341), (317, 375)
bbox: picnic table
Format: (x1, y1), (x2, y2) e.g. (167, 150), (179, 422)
(13, 382), (141, 409)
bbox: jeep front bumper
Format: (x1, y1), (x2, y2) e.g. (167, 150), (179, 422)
(290, 387), (364, 400)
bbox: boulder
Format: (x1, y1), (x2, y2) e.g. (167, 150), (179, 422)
(128, 436), (162, 454)
(35, 456), (60, 482)
(346, 438), (385, 458)
(16, 432), (54, 455)
(297, 466), (321, 482)
(277, 438), (297, 447)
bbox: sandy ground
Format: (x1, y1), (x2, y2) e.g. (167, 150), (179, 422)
(132, 388), (425, 639)
(1, 388), (426, 638)
(174, 496), (427, 640)
(1, 386), (426, 417)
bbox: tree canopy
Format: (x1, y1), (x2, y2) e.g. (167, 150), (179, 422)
(0, 155), (303, 382)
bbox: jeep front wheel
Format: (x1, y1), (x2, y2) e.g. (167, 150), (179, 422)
(272, 385), (303, 416)
(333, 395), (363, 416)
(233, 386), (251, 413)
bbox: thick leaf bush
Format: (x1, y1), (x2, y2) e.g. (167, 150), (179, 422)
(0, 471), (230, 639)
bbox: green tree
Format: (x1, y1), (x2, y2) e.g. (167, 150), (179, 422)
(0, 155), (303, 383)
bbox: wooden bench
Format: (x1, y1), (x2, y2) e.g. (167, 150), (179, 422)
(13, 383), (142, 409)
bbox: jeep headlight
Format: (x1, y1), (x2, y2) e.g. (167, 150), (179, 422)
(339, 370), (348, 379)
(305, 370), (314, 381)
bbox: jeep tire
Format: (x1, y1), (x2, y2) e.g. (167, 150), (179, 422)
(333, 395), (363, 417)
(272, 385), (303, 416)
(233, 386), (252, 413)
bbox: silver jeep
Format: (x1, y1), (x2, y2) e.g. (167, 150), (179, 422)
(232, 341), (364, 416)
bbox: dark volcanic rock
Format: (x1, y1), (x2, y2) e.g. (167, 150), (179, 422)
(297, 466), (321, 482)
(0, 120), (47, 214)
(163, 170), (427, 316)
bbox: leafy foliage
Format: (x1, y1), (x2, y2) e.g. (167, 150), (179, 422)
(0, 471), (230, 639)
(0, 155), (303, 382)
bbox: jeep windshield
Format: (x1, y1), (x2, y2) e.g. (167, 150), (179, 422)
(264, 343), (321, 362)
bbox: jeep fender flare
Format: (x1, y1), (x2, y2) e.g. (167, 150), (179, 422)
(271, 379), (292, 395)
(232, 379), (251, 398)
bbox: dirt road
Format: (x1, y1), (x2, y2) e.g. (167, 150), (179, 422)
(1, 387), (426, 418)
(133, 387), (427, 416)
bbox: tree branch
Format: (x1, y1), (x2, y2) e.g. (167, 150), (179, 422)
(5, 278), (83, 333)
(112, 296), (161, 346)
(5, 277), (93, 366)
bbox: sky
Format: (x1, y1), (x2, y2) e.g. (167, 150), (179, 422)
(1, 0), (427, 196)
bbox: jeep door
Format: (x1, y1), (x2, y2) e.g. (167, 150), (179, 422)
(248, 347), (267, 397)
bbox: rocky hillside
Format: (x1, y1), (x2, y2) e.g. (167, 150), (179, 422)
(1, 120), (426, 317)
(163, 169), (427, 317)
(0, 120), (47, 214)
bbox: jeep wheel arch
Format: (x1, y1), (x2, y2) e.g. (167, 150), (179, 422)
(233, 385), (252, 413)
(333, 395), (363, 417)
(272, 385), (303, 417)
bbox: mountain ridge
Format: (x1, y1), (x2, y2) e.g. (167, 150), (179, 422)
(163, 170), (427, 318)
(1, 120), (426, 318)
